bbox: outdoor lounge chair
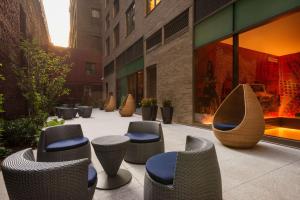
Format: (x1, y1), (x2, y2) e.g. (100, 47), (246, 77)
(144, 136), (222, 200)
(61, 107), (75, 120)
(105, 95), (116, 112)
(78, 106), (93, 118)
(1, 148), (97, 200)
(124, 121), (164, 164)
(212, 84), (265, 148)
(37, 124), (91, 162)
(119, 94), (136, 117)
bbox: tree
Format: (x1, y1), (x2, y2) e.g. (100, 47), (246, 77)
(14, 40), (71, 117)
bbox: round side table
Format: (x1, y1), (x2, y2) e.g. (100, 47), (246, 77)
(91, 135), (132, 190)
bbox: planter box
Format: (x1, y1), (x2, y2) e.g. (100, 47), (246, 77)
(161, 107), (173, 124)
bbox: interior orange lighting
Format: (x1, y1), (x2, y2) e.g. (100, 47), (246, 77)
(265, 127), (300, 141)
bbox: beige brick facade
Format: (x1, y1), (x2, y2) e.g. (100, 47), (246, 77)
(103, 0), (194, 124)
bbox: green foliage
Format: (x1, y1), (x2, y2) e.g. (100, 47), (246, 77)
(0, 147), (11, 159)
(13, 40), (71, 117)
(141, 98), (157, 107)
(150, 98), (157, 106)
(45, 118), (64, 127)
(0, 117), (44, 148)
(141, 98), (151, 107)
(163, 99), (172, 107)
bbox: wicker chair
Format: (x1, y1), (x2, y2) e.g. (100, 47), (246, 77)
(212, 84), (265, 148)
(119, 94), (136, 117)
(78, 106), (93, 118)
(1, 148), (97, 200)
(144, 136), (222, 200)
(37, 124), (91, 162)
(105, 95), (116, 112)
(61, 108), (75, 120)
(124, 121), (164, 164)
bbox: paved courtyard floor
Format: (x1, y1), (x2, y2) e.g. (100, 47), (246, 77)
(1, 109), (300, 200)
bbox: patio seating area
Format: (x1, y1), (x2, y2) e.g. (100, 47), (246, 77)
(1, 109), (300, 200)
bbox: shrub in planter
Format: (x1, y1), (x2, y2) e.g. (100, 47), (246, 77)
(141, 98), (158, 121)
(161, 100), (173, 124)
(150, 98), (158, 121)
(141, 98), (152, 120)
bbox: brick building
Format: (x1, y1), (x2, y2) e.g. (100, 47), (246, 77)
(102, 0), (194, 124)
(68, 0), (103, 105)
(0, 0), (49, 119)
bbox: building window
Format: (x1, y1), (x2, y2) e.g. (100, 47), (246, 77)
(113, 0), (119, 17)
(114, 24), (120, 48)
(106, 37), (110, 56)
(146, 29), (162, 51)
(146, 0), (161, 14)
(105, 13), (110, 30)
(91, 9), (100, 18)
(164, 9), (189, 41)
(85, 62), (97, 75)
(126, 2), (135, 36)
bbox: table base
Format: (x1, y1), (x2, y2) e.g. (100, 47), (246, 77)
(96, 169), (132, 190)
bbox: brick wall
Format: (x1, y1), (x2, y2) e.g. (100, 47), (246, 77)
(0, 0), (49, 119)
(103, 0), (194, 124)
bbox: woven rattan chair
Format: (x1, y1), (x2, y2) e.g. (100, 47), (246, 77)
(1, 148), (97, 200)
(144, 136), (222, 200)
(37, 124), (91, 162)
(105, 95), (116, 112)
(124, 121), (164, 164)
(212, 84), (265, 148)
(61, 108), (74, 120)
(119, 94), (136, 117)
(78, 106), (93, 118)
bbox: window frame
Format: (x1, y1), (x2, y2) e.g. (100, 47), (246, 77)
(91, 9), (100, 18)
(126, 2), (135, 36)
(114, 23), (120, 48)
(113, 0), (120, 17)
(85, 62), (97, 75)
(106, 37), (110, 56)
(105, 13), (110, 31)
(146, 0), (161, 14)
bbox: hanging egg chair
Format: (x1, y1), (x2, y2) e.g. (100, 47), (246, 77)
(212, 84), (265, 148)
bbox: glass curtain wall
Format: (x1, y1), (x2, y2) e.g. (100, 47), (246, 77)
(194, 10), (300, 141)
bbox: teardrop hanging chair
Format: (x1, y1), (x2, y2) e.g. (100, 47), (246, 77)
(104, 95), (116, 112)
(212, 84), (265, 148)
(119, 94), (136, 117)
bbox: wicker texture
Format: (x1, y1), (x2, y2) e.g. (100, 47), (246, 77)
(61, 108), (75, 120)
(78, 106), (93, 118)
(124, 121), (165, 164)
(213, 84), (265, 148)
(144, 136), (222, 200)
(105, 95), (116, 112)
(92, 136), (130, 176)
(1, 148), (97, 200)
(119, 94), (136, 117)
(37, 124), (91, 162)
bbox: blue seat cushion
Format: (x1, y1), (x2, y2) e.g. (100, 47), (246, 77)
(214, 123), (237, 131)
(146, 152), (177, 185)
(88, 164), (97, 187)
(125, 132), (160, 143)
(46, 137), (89, 152)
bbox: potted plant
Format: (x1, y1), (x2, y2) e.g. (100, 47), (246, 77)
(150, 98), (158, 121)
(160, 99), (173, 124)
(141, 98), (152, 120)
